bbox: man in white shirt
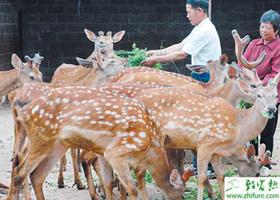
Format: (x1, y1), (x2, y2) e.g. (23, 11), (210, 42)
(142, 0), (221, 83)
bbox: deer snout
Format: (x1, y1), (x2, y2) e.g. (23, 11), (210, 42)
(267, 106), (277, 116)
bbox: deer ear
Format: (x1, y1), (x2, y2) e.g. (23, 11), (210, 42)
(24, 55), (33, 67)
(169, 169), (183, 189)
(247, 144), (256, 160)
(258, 143), (266, 158)
(76, 57), (93, 68)
(220, 54), (228, 65)
(84, 29), (98, 42)
(270, 72), (280, 86)
(112, 30), (125, 43)
(11, 53), (23, 69)
(163, 135), (172, 146)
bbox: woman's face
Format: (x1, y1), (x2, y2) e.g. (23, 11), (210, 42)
(260, 22), (278, 42)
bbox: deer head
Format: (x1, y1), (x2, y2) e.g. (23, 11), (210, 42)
(12, 53), (43, 82)
(0, 54), (43, 97)
(84, 29), (125, 56)
(255, 72), (280, 119)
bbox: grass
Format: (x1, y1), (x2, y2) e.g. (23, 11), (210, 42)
(130, 170), (154, 184)
(183, 168), (237, 200)
(116, 43), (162, 69)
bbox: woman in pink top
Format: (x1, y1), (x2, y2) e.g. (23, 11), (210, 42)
(242, 9), (280, 169)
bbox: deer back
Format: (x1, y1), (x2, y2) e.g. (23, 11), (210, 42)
(18, 86), (162, 154)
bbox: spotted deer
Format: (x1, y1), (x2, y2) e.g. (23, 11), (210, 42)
(103, 70), (279, 200)
(7, 86), (184, 200)
(65, 55), (265, 199)
(0, 54), (42, 98)
(51, 29), (128, 85)
(50, 30), (130, 189)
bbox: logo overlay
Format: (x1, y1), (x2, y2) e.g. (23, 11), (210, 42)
(225, 177), (280, 200)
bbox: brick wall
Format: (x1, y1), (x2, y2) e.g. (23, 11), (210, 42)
(1, 0), (280, 81)
(0, 0), (22, 70)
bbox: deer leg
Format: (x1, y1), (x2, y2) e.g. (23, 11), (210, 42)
(166, 149), (185, 174)
(97, 155), (115, 200)
(81, 151), (101, 200)
(57, 155), (66, 188)
(104, 151), (137, 200)
(77, 149), (82, 172)
(7, 146), (47, 200)
(30, 142), (68, 200)
(23, 178), (32, 200)
(92, 156), (106, 198)
(119, 182), (127, 200)
(70, 148), (84, 189)
(135, 167), (148, 200)
(210, 154), (225, 200)
(197, 149), (212, 200)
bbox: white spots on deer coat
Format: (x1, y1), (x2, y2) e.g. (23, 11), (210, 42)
(44, 120), (50, 126)
(124, 143), (138, 150)
(55, 98), (61, 104)
(62, 98), (70, 103)
(138, 132), (146, 138)
(31, 104), (40, 114)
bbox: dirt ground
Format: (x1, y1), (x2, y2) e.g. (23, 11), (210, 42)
(1, 103), (280, 200)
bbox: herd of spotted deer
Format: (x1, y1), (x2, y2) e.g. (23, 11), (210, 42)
(0, 28), (279, 200)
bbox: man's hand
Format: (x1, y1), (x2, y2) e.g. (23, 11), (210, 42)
(141, 56), (159, 67)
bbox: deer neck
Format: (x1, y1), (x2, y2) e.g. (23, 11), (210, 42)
(0, 69), (22, 96)
(237, 101), (268, 144)
(203, 72), (228, 95)
(88, 64), (125, 87)
(210, 80), (252, 106)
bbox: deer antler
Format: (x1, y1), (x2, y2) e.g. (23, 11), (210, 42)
(258, 143), (277, 166)
(232, 29), (266, 69)
(98, 31), (104, 36)
(107, 31), (112, 36)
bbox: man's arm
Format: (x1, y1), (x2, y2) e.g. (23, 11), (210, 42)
(147, 43), (184, 56)
(141, 50), (188, 67)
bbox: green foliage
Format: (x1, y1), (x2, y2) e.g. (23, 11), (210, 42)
(237, 99), (253, 109)
(224, 168), (238, 177)
(144, 171), (153, 184)
(130, 170), (153, 184)
(116, 43), (162, 69)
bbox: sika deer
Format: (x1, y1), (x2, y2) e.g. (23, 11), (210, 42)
(129, 73), (279, 200)
(76, 56), (265, 200)
(7, 86), (184, 200)
(51, 29), (128, 84)
(0, 54), (42, 97)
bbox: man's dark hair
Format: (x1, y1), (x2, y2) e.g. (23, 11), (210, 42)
(259, 9), (280, 33)
(186, 0), (208, 13)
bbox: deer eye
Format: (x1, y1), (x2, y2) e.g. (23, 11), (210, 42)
(257, 94), (262, 98)
(250, 84), (257, 89)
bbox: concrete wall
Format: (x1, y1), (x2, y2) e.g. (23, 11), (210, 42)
(0, 0), (22, 70)
(0, 0), (280, 81)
